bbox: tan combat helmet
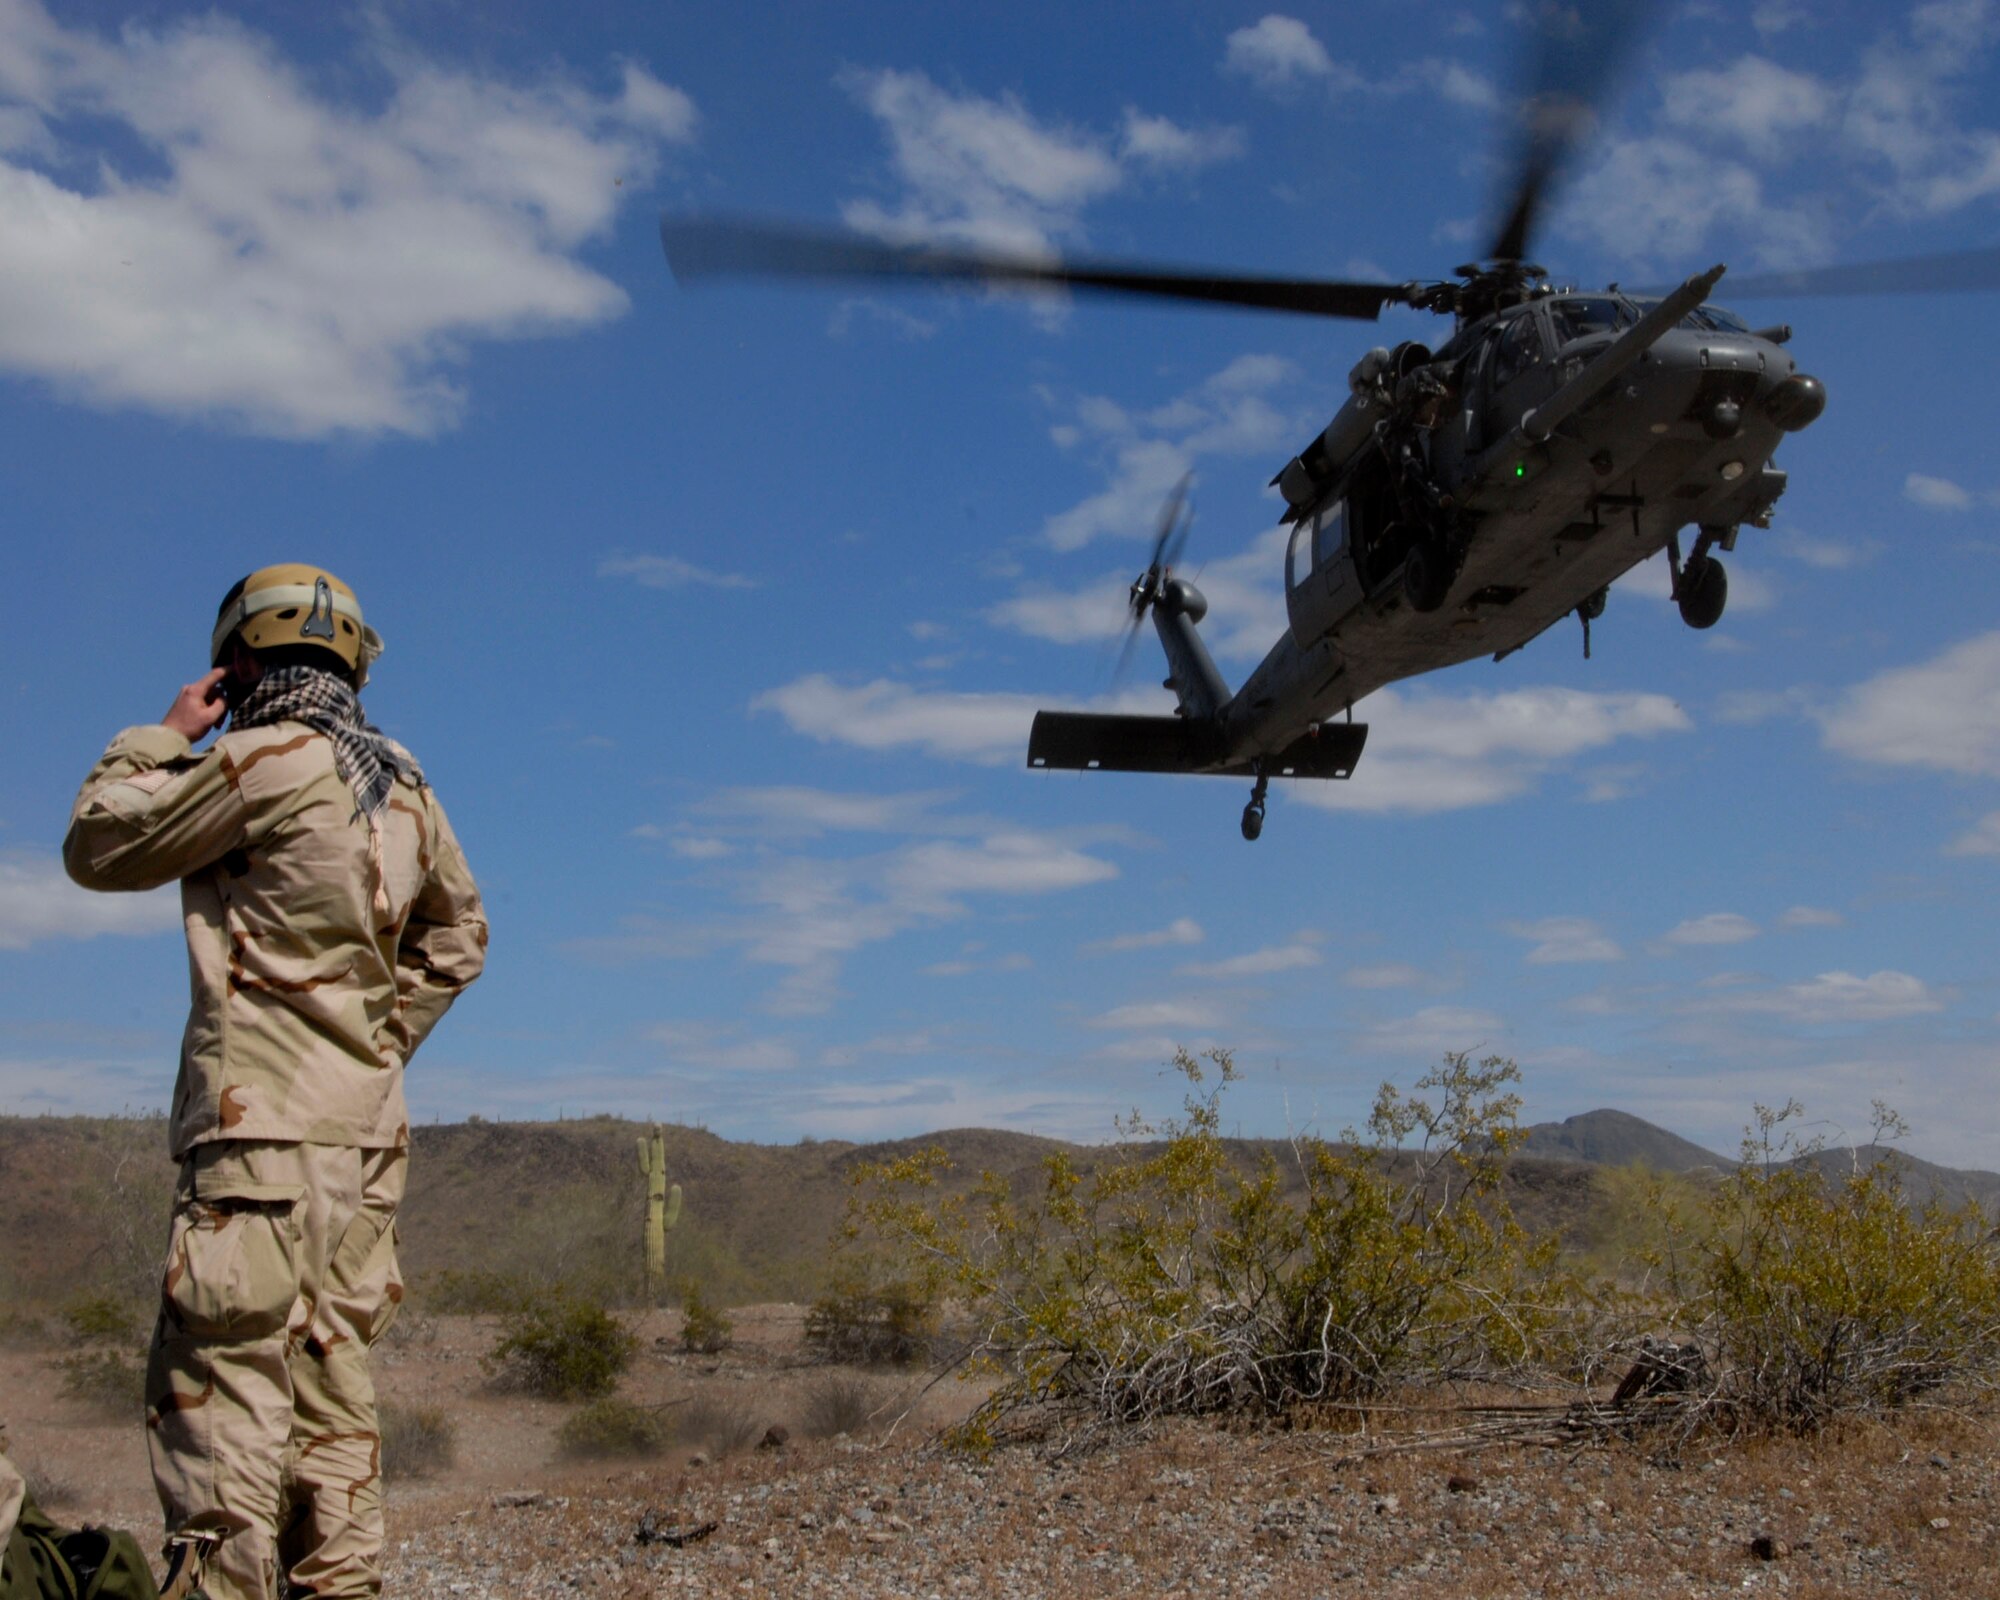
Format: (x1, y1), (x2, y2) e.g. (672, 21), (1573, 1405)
(209, 564), (384, 680)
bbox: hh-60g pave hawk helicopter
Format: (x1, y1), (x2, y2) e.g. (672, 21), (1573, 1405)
(661, 2), (2000, 840)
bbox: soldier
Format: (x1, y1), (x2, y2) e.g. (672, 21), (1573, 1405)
(64, 566), (488, 1600)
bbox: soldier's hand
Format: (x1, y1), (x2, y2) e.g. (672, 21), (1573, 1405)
(163, 668), (231, 743)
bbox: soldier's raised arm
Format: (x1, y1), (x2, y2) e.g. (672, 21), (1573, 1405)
(64, 668), (250, 892)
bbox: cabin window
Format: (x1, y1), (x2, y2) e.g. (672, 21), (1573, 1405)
(1549, 296), (1634, 346)
(1313, 499), (1347, 571)
(1287, 517), (1310, 591)
(1492, 312), (1546, 387)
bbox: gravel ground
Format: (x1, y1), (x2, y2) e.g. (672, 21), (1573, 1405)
(9, 1309), (1998, 1598)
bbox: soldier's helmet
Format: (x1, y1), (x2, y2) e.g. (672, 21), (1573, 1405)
(210, 564), (384, 681)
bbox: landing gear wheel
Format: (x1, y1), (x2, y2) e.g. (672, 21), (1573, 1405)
(1404, 539), (1453, 613)
(1677, 555), (1727, 629)
(1241, 771), (1269, 842)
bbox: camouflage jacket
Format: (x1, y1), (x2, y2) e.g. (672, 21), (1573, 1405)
(64, 722), (487, 1158)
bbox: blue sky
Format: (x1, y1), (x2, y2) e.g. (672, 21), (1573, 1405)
(5, 0), (2000, 1166)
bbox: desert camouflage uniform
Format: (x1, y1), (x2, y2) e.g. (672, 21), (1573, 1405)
(65, 720), (486, 1600)
(0, 1451), (21, 1552)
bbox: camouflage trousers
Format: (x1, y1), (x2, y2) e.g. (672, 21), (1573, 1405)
(147, 1141), (405, 1600)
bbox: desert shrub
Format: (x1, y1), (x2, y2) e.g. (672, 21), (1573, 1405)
(483, 1289), (636, 1399)
(556, 1397), (673, 1459)
(840, 1049), (1567, 1443)
(379, 1400), (457, 1479)
(805, 1259), (941, 1368)
(1653, 1102), (2000, 1433)
(673, 1394), (765, 1457)
(62, 1292), (138, 1344)
(799, 1372), (889, 1439)
(677, 1278), (734, 1354)
(499, 1181), (639, 1304)
(64, 1125), (175, 1309)
(56, 1349), (147, 1417)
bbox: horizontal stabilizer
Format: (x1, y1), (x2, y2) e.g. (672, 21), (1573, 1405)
(1027, 712), (1366, 779)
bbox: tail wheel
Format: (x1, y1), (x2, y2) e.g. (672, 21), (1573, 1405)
(1678, 555), (1727, 629)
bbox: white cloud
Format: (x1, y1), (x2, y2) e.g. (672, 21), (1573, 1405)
(1341, 962), (1431, 990)
(1822, 631), (2000, 777)
(1556, 135), (1830, 270)
(1118, 108), (1245, 170)
(646, 1021), (799, 1072)
(1088, 999), (1224, 1031)
(0, 855), (182, 949)
(1948, 810), (2000, 857)
(669, 836), (734, 860)
(1778, 531), (1877, 570)
(0, 3), (693, 437)
(1664, 912), (1761, 947)
(838, 68), (1240, 268)
(1295, 686), (1691, 815)
(697, 787), (960, 837)
(598, 552), (756, 591)
(1505, 917), (1622, 965)
(1661, 58), (1833, 156)
(1726, 970), (1946, 1024)
(1905, 473), (1975, 511)
(1778, 905), (1846, 929)
(1221, 16), (1341, 96)
(752, 676), (1044, 764)
(1084, 917), (1203, 954)
(886, 835), (1116, 898)
(1177, 939), (1320, 980)
(1361, 1005), (1505, 1056)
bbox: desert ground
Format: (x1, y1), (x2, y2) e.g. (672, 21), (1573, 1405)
(8, 1303), (1999, 1599)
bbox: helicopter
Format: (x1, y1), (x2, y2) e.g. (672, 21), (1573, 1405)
(659, 3), (2000, 841)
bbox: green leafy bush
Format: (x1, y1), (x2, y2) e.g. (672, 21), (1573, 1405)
(413, 1268), (527, 1316)
(556, 1398), (672, 1459)
(483, 1290), (636, 1399)
(677, 1278), (734, 1354)
(62, 1293), (138, 1343)
(804, 1268), (939, 1367)
(379, 1400), (457, 1478)
(837, 1049), (1564, 1441)
(1655, 1102), (2000, 1432)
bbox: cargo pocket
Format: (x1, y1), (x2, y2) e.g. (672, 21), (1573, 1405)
(161, 1181), (303, 1342)
(327, 1207), (403, 1348)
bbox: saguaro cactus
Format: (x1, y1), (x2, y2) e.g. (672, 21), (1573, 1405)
(637, 1124), (683, 1301)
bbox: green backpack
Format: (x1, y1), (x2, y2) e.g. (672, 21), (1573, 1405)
(0, 1493), (180, 1600)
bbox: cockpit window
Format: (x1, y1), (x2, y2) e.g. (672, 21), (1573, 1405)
(1491, 311), (1547, 387)
(1681, 303), (1749, 333)
(1549, 296), (1635, 345)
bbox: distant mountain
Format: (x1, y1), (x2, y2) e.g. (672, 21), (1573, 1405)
(1792, 1144), (2000, 1214)
(1519, 1109), (1732, 1173)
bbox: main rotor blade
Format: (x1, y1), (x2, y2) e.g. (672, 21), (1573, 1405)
(1708, 246), (2000, 300)
(1488, 0), (1661, 264)
(1149, 473), (1194, 573)
(662, 215), (1411, 321)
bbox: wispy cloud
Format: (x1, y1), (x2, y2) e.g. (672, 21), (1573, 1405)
(0, 2), (694, 437)
(1221, 16), (1352, 98)
(1176, 937), (1321, 980)
(1822, 631), (2000, 778)
(1084, 917), (1204, 954)
(1294, 686), (1691, 815)
(1088, 999), (1225, 1032)
(599, 552), (757, 591)
(1722, 970), (1946, 1024)
(1906, 473), (1975, 511)
(1505, 917), (1622, 965)
(838, 68), (1241, 266)
(752, 677), (1045, 764)
(1664, 913), (1761, 947)
(0, 854), (181, 950)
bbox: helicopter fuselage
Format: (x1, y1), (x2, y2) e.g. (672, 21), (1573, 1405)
(1225, 272), (1822, 764)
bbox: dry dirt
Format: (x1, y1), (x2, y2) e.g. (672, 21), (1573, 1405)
(7, 1309), (2000, 1598)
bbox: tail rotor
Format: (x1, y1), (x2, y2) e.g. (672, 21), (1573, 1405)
(1113, 474), (1194, 684)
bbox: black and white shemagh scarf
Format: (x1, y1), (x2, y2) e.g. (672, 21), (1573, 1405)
(228, 665), (423, 822)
